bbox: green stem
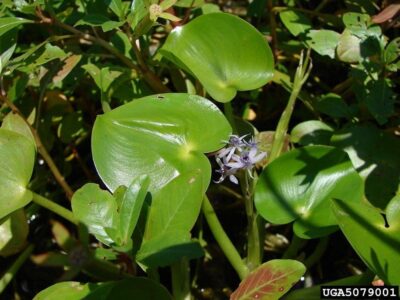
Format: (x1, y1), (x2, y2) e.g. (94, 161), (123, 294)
(202, 196), (248, 280)
(240, 172), (262, 271)
(304, 237), (329, 268)
(0, 244), (34, 294)
(84, 257), (133, 280)
(224, 102), (237, 134)
(282, 234), (306, 259)
(269, 51), (312, 162)
(171, 258), (191, 300)
(31, 192), (78, 225)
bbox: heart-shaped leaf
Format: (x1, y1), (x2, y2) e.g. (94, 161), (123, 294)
(92, 94), (231, 248)
(332, 196), (400, 284)
(160, 13), (274, 102)
(34, 278), (172, 300)
(255, 146), (364, 238)
(230, 259), (306, 300)
(0, 129), (36, 219)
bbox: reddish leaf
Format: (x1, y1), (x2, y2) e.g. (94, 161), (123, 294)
(372, 4), (400, 24)
(230, 260), (306, 300)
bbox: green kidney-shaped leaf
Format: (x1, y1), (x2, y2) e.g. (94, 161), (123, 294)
(34, 278), (172, 300)
(255, 146), (364, 238)
(230, 259), (306, 300)
(332, 197), (400, 284)
(92, 93), (231, 249)
(160, 13), (274, 102)
(0, 129), (35, 219)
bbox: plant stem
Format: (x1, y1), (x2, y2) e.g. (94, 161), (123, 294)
(202, 196), (248, 280)
(171, 258), (191, 300)
(0, 84), (74, 199)
(85, 257), (133, 280)
(304, 237), (329, 268)
(269, 50), (312, 162)
(240, 172), (262, 271)
(31, 192), (78, 225)
(282, 234), (306, 259)
(0, 244), (34, 294)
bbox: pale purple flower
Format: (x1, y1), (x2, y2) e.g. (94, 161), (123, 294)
(214, 157), (239, 184)
(226, 148), (266, 170)
(217, 134), (248, 162)
(214, 134), (266, 185)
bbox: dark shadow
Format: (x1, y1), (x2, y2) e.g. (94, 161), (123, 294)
(131, 192), (152, 257)
(331, 125), (400, 209)
(138, 241), (204, 268)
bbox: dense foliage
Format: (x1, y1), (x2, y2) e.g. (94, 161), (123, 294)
(0, 0), (399, 299)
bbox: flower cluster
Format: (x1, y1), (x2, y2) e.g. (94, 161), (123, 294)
(215, 134), (266, 185)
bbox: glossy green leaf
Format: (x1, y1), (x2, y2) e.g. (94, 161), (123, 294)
(71, 183), (119, 245)
(290, 120), (334, 146)
(279, 10), (312, 37)
(331, 125), (400, 209)
(230, 259), (306, 300)
(34, 278), (172, 300)
(306, 30), (340, 59)
(119, 175), (150, 245)
(160, 13), (274, 102)
(0, 129), (35, 219)
(1, 113), (35, 147)
(92, 93), (230, 262)
(0, 17), (32, 37)
(0, 209), (28, 257)
(255, 146), (364, 239)
(136, 230), (204, 268)
(332, 198), (400, 284)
